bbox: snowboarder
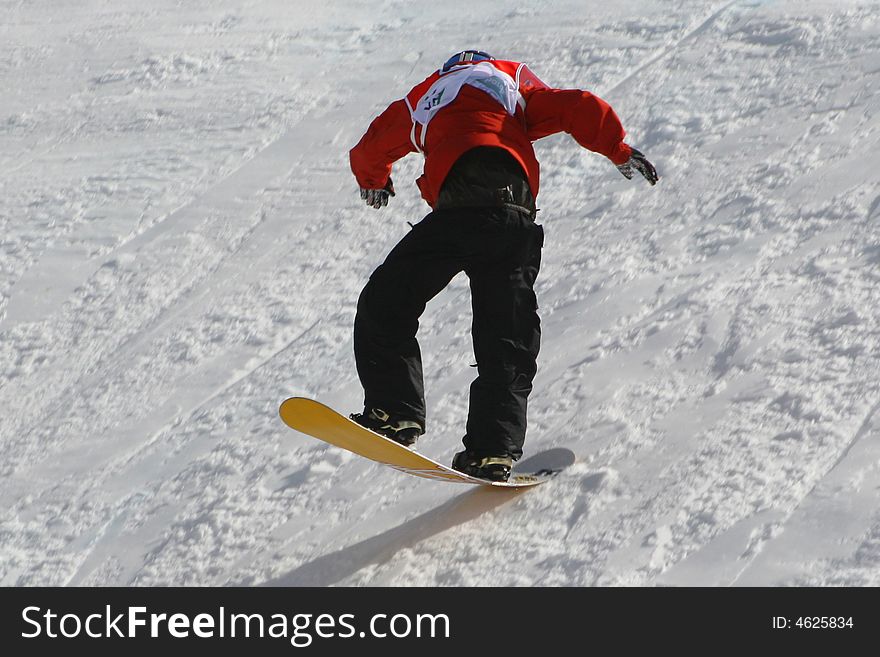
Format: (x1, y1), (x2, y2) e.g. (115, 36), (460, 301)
(349, 50), (657, 481)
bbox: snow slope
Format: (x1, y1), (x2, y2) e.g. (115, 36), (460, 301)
(1, 0), (879, 586)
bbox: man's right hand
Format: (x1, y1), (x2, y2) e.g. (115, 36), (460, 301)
(360, 178), (396, 209)
(617, 147), (658, 186)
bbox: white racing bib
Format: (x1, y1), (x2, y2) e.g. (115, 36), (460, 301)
(407, 61), (525, 151)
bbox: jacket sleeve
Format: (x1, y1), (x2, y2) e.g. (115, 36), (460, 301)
(349, 99), (417, 189)
(524, 88), (632, 165)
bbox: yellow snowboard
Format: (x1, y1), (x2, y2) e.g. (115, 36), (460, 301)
(279, 397), (569, 487)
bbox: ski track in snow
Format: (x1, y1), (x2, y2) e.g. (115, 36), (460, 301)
(1, 0), (879, 586)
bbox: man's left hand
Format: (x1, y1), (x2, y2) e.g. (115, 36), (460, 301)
(617, 147), (658, 186)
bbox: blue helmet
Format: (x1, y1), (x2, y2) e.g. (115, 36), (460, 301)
(442, 50), (495, 73)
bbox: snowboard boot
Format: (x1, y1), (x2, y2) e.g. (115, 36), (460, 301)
(350, 407), (423, 447)
(451, 449), (513, 482)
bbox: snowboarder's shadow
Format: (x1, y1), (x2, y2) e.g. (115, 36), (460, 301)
(260, 486), (527, 587)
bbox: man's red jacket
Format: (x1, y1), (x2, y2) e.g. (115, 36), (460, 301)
(349, 59), (632, 208)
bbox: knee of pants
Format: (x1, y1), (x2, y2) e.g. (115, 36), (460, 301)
(475, 353), (538, 387)
(355, 273), (419, 340)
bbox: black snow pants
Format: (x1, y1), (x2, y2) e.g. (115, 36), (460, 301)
(353, 147), (543, 460)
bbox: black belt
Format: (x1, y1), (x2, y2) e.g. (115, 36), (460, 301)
(435, 146), (537, 217)
(435, 184), (536, 217)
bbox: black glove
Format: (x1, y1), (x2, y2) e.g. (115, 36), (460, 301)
(617, 147), (658, 186)
(359, 178), (396, 209)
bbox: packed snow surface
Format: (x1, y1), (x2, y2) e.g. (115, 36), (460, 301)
(1, 0), (879, 586)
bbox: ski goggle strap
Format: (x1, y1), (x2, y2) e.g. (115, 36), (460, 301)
(442, 50), (494, 72)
